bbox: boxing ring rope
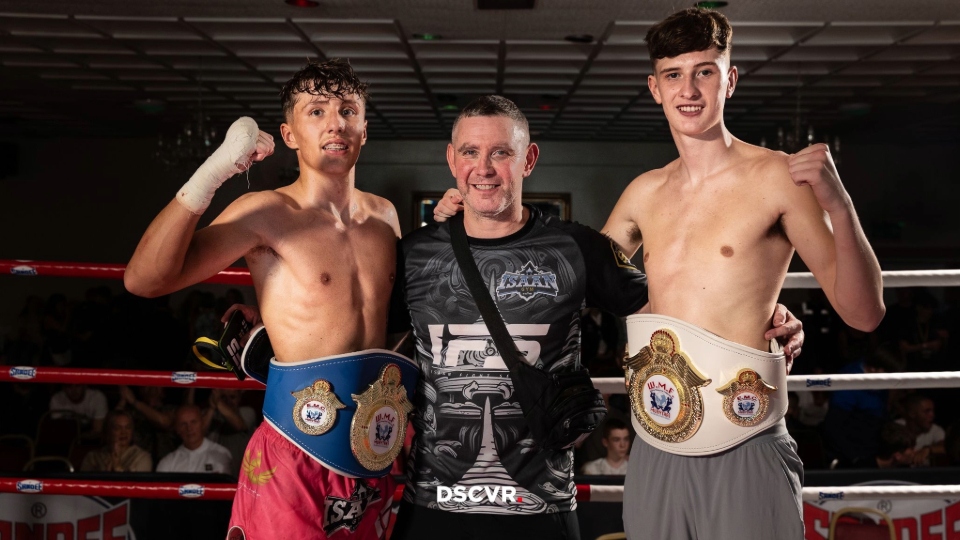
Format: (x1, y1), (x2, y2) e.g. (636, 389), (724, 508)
(3, 478), (959, 504)
(4, 259), (960, 289)
(0, 260), (252, 286)
(7, 366), (960, 394)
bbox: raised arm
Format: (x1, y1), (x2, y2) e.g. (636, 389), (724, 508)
(781, 144), (885, 331)
(601, 176), (645, 257)
(124, 118), (274, 297)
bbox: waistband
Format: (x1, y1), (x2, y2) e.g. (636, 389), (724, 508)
(625, 314), (787, 456)
(262, 349), (419, 478)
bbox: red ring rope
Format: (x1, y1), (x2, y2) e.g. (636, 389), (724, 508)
(2, 366), (263, 389)
(0, 260), (252, 286)
(0, 480), (603, 502)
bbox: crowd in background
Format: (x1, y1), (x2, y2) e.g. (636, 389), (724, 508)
(0, 287), (260, 477)
(2, 285), (959, 477)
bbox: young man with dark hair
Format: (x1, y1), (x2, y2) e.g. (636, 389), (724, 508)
(580, 418), (631, 475)
(595, 8), (883, 538)
(125, 60), (409, 539)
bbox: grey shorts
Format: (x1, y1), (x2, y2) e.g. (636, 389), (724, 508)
(622, 423), (804, 540)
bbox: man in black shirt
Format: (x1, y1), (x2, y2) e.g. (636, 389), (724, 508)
(390, 96), (802, 539)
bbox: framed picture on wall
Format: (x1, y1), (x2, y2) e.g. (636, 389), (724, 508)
(412, 192), (571, 229)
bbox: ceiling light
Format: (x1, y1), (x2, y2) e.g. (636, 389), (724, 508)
(693, 1), (728, 8)
(285, 0), (319, 7)
(477, 0), (535, 9)
(564, 34), (594, 44)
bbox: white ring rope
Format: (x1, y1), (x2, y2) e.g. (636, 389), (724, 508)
(802, 485), (960, 502)
(592, 372), (960, 394)
(577, 485), (960, 503)
(784, 269), (960, 289)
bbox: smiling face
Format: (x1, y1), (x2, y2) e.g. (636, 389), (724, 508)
(447, 115), (538, 220)
(648, 46), (737, 138)
(281, 91), (367, 178)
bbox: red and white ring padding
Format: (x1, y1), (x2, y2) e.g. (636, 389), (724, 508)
(5, 479), (960, 504)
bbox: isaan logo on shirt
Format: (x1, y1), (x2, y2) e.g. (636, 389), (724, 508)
(496, 261), (559, 301)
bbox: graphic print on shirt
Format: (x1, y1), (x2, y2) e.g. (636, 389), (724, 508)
(402, 234), (583, 514)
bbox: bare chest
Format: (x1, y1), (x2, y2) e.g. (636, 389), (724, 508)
(247, 215), (396, 302)
(637, 178), (790, 289)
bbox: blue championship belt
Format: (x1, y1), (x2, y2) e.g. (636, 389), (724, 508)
(262, 349), (419, 478)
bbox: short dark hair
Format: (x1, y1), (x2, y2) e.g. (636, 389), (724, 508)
(877, 422), (915, 459)
(645, 8), (733, 68)
(602, 417), (630, 439)
(280, 59), (369, 121)
(452, 95), (529, 143)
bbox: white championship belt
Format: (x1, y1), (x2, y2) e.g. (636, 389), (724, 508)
(625, 314), (787, 456)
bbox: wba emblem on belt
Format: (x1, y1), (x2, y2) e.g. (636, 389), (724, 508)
(350, 363), (414, 471)
(625, 329), (711, 443)
(292, 379), (346, 436)
(717, 369), (777, 427)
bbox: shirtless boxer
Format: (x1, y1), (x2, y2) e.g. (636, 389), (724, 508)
(599, 9), (883, 539)
(125, 60), (413, 539)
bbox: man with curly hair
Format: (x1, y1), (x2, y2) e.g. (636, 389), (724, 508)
(126, 60), (405, 539)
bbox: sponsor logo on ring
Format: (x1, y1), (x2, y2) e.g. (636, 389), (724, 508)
(17, 480), (43, 493)
(819, 491), (844, 501)
(11, 265), (37, 276)
(179, 484), (204, 498)
(806, 378), (832, 388)
(9, 366), (37, 380)
(171, 371), (197, 384)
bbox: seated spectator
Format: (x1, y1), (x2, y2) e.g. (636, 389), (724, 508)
(797, 368), (829, 428)
(896, 394), (945, 466)
(836, 422), (916, 469)
(575, 394), (630, 465)
(580, 418), (631, 475)
(786, 392), (804, 433)
(117, 385), (177, 462)
(821, 346), (902, 464)
(157, 405), (232, 474)
(81, 410), (152, 472)
(49, 384), (108, 439)
(203, 388), (258, 476)
(898, 289), (946, 372)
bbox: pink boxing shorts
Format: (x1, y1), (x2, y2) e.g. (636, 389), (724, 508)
(226, 423), (395, 540)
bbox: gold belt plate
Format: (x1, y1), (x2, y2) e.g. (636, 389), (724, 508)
(350, 363), (414, 472)
(626, 329), (711, 443)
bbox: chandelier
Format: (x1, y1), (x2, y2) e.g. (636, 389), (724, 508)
(758, 73), (841, 165)
(154, 62), (218, 169)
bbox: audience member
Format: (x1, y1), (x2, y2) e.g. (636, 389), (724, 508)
(821, 346), (902, 464)
(49, 384), (108, 439)
(897, 289), (946, 372)
(156, 405), (232, 475)
(896, 394), (945, 466)
(80, 410), (152, 472)
(203, 388), (257, 476)
(796, 367), (830, 428)
(836, 422), (916, 469)
(41, 293), (72, 366)
(117, 385), (177, 462)
(580, 418), (631, 475)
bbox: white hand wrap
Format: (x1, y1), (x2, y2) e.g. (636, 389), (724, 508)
(177, 116), (259, 215)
